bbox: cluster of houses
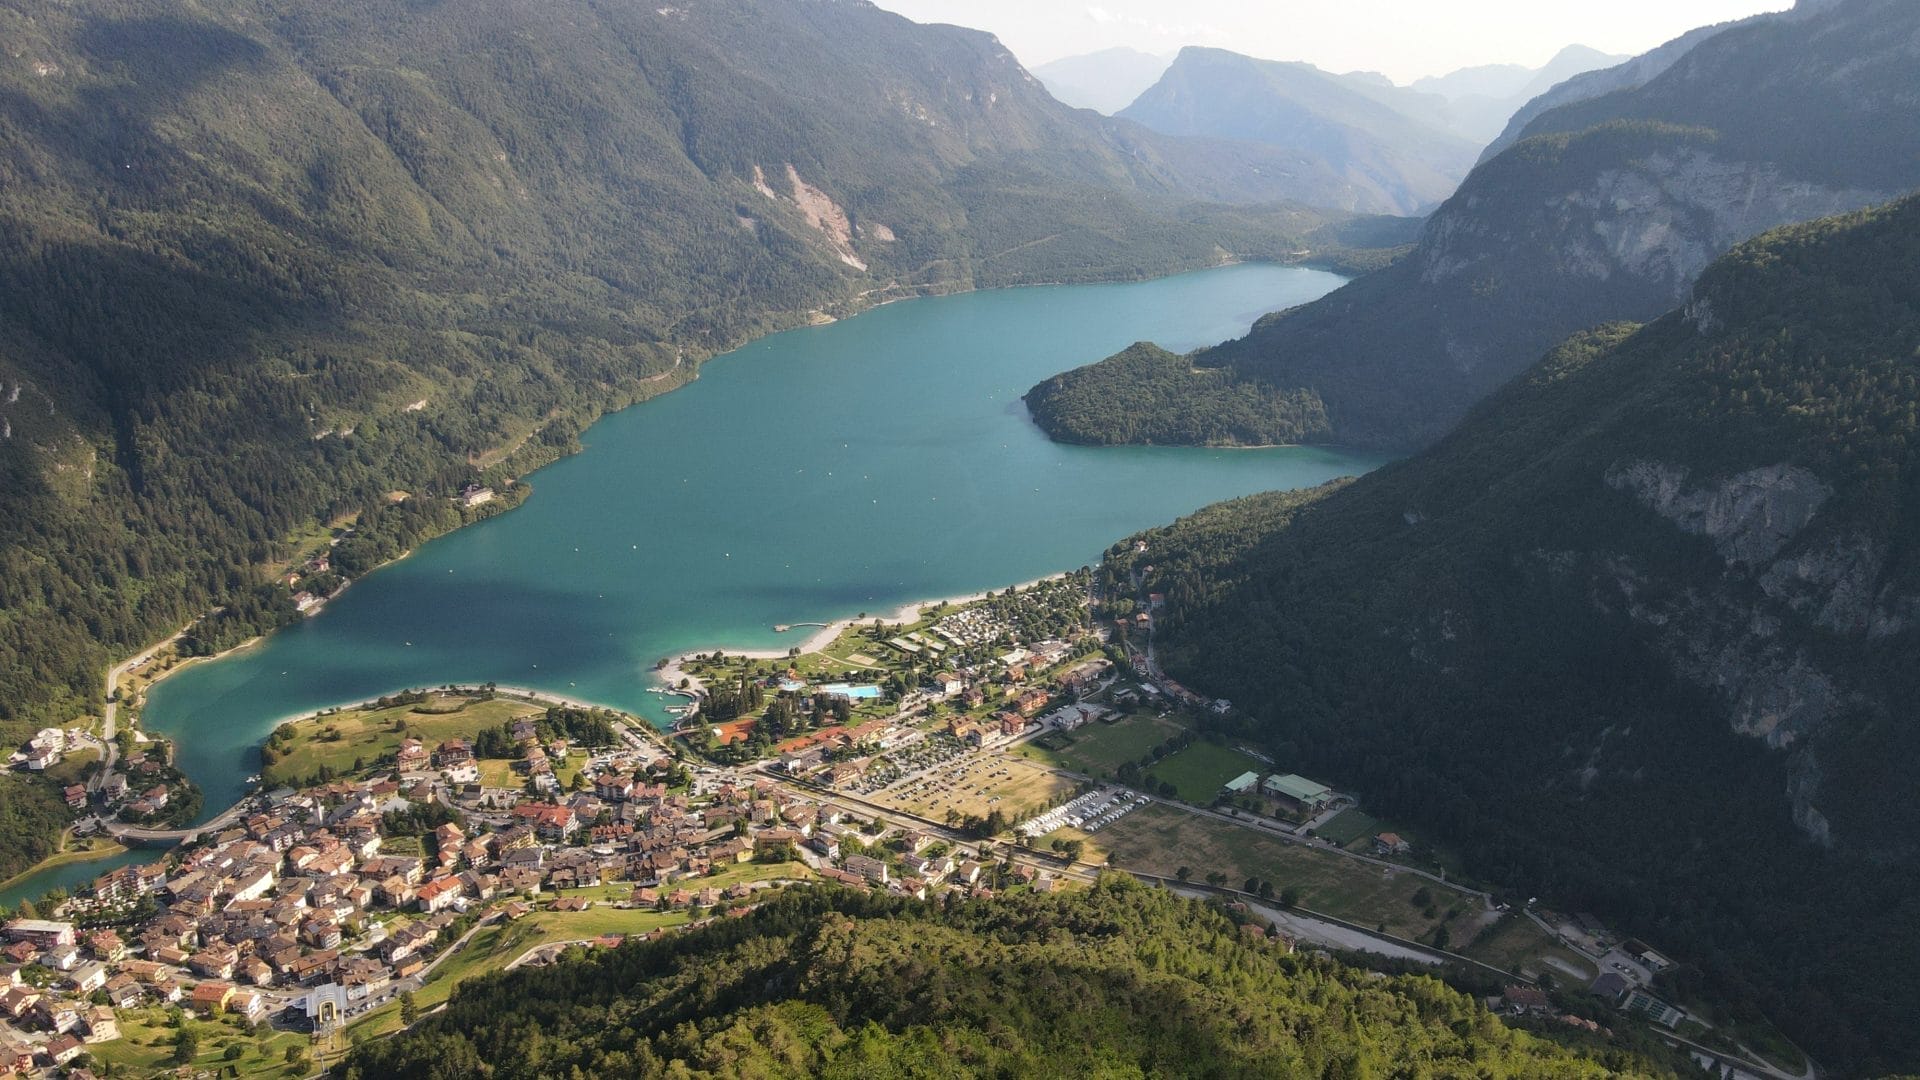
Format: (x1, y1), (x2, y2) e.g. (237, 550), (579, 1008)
(769, 643), (1112, 783)
(0, 916), (190, 1073)
(280, 551), (340, 615)
(0, 711), (1072, 1064)
(103, 752), (192, 824)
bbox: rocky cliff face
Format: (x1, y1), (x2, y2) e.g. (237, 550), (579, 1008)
(1587, 456), (1920, 839)
(1423, 150), (1893, 304)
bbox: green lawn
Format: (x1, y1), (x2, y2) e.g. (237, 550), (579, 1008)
(89, 1007), (311, 1077)
(1146, 742), (1267, 803)
(1314, 809), (1381, 847)
(1017, 712), (1186, 777)
(264, 695), (544, 786)
(1463, 912), (1598, 983)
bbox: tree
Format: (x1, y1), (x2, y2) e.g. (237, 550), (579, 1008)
(400, 990), (419, 1026)
(1175, 866), (1191, 882)
(173, 1029), (200, 1065)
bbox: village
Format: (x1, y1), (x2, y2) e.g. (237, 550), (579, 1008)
(0, 575), (1796, 1079)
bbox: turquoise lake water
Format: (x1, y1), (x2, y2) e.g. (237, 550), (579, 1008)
(138, 263), (1384, 821)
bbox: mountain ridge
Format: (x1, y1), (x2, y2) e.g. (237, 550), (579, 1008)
(1025, 0), (1920, 452)
(1107, 194), (1920, 1075)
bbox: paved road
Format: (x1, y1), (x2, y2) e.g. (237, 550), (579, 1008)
(92, 625), (205, 794)
(1167, 887), (1443, 965)
(102, 799), (250, 844)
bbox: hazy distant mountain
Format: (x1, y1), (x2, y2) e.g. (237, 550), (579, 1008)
(1032, 47), (1172, 114)
(1120, 47), (1482, 214)
(1031, 0), (1920, 451)
(1413, 45), (1627, 142)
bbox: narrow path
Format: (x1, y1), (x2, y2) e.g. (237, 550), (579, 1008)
(93, 629), (188, 792)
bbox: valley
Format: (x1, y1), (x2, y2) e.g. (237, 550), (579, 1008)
(0, 0), (1915, 1075)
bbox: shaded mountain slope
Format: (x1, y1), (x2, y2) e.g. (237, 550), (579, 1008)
(1109, 196), (1920, 1074)
(1028, 0), (1920, 452)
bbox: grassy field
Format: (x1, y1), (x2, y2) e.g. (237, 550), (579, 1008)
(1017, 712), (1185, 777)
(1463, 912), (1598, 983)
(473, 752), (591, 793)
(264, 695), (544, 786)
(1145, 742), (1267, 803)
(1076, 803), (1491, 942)
(874, 752), (1076, 823)
(90, 1006), (312, 1077)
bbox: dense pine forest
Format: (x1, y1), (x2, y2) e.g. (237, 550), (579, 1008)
(342, 877), (1684, 1079)
(1109, 196), (1920, 1074)
(0, 0), (1386, 877)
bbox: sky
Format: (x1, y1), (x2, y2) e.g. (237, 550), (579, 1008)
(868, 0), (1793, 83)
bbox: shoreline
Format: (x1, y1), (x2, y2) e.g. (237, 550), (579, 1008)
(0, 836), (132, 895)
(654, 573), (1068, 702)
(90, 255), (1327, 823)
(259, 683), (652, 744)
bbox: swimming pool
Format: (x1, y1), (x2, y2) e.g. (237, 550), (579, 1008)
(818, 683), (882, 700)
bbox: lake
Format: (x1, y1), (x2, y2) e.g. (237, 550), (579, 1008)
(140, 263), (1384, 819)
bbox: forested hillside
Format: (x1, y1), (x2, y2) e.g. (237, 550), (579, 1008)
(1109, 196), (1920, 1074)
(1028, 0), (1920, 451)
(0, 0), (1375, 875)
(342, 877), (1681, 1079)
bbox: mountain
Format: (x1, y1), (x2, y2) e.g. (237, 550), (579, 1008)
(1106, 195), (1920, 1075)
(1119, 47), (1483, 214)
(0, 0), (1374, 878)
(1477, 11), (1811, 163)
(1414, 45), (1627, 143)
(1027, 0), (1920, 451)
(342, 877), (1686, 1078)
(1032, 46), (1172, 114)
